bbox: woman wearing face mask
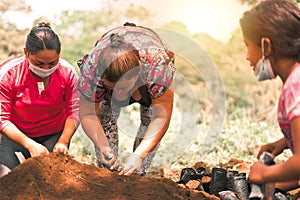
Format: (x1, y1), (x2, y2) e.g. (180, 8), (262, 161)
(0, 22), (80, 173)
(77, 23), (175, 176)
(240, 0), (300, 193)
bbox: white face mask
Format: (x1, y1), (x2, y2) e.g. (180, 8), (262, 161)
(29, 62), (59, 78)
(254, 58), (275, 81)
(254, 37), (276, 82)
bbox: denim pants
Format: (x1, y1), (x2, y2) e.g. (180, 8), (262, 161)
(0, 131), (62, 170)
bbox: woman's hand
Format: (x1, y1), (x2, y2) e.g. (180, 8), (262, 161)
(53, 142), (69, 154)
(27, 142), (49, 157)
(2, 124), (50, 158)
(53, 118), (79, 155)
(248, 161), (268, 184)
(99, 146), (118, 168)
(110, 159), (124, 172)
(79, 98), (122, 170)
(257, 137), (287, 159)
(119, 154), (143, 176)
(99, 146), (124, 172)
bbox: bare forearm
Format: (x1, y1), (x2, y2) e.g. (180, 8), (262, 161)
(273, 138), (288, 155)
(80, 115), (110, 148)
(133, 87), (174, 157)
(2, 124), (36, 149)
(134, 116), (170, 157)
(79, 98), (110, 149)
(57, 118), (79, 145)
(263, 155), (300, 183)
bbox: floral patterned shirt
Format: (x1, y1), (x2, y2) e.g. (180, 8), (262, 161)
(77, 25), (176, 104)
(278, 64), (300, 153)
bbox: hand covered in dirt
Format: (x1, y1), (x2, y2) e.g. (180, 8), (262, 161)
(99, 146), (118, 169)
(119, 153), (143, 176)
(109, 159), (124, 172)
(28, 142), (49, 157)
(53, 143), (69, 154)
(248, 161), (268, 184)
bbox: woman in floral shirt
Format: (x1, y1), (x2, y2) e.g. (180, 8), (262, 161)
(77, 23), (175, 176)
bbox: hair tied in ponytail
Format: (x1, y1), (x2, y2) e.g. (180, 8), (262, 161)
(110, 33), (124, 48)
(33, 22), (52, 31)
(123, 22), (136, 27)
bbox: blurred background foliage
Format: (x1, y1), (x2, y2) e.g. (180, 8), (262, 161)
(1, 0), (299, 167)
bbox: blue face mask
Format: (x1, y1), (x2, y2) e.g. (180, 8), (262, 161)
(254, 58), (275, 81)
(29, 62), (59, 78)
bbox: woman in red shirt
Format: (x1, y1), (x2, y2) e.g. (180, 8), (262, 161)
(0, 22), (79, 172)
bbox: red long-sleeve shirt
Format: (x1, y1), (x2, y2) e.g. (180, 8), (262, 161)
(0, 55), (79, 138)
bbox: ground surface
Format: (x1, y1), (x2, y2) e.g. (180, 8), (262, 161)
(0, 153), (218, 200)
(0, 153), (299, 200)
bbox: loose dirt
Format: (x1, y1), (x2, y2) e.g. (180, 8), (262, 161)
(0, 153), (299, 200)
(0, 153), (217, 200)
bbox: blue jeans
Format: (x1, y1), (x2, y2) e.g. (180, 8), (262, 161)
(0, 132), (62, 169)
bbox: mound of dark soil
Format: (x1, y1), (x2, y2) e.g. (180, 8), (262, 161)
(0, 153), (217, 200)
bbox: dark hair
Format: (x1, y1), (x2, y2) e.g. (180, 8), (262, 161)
(25, 22), (61, 55)
(240, 0), (300, 60)
(123, 22), (136, 27)
(98, 33), (140, 82)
